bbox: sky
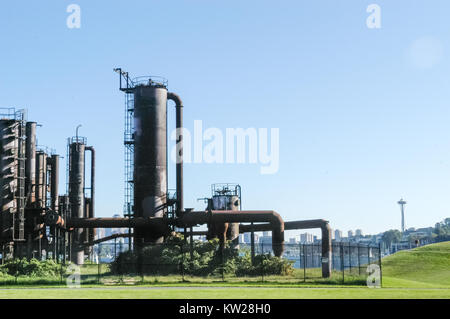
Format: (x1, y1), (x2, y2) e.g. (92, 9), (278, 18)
(1, 0), (450, 239)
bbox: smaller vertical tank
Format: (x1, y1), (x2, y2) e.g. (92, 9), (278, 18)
(210, 184), (242, 248)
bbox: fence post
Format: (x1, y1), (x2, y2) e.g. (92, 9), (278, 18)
(221, 252), (225, 282)
(261, 242), (264, 282)
(348, 243), (352, 274)
(250, 223), (255, 266)
(97, 262), (100, 284)
(378, 243), (382, 288)
(181, 243), (185, 281)
(303, 244), (306, 282)
(340, 243), (344, 284)
(298, 242), (301, 280)
(114, 238), (117, 260)
(357, 244), (361, 275)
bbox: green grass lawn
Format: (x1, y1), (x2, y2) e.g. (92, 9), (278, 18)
(382, 241), (450, 288)
(0, 287), (449, 299)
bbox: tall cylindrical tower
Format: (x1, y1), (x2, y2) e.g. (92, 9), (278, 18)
(69, 139), (85, 264)
(398, 198), (407, 233)
(133, 82), (168, 245)
(0, 119), (20, 244)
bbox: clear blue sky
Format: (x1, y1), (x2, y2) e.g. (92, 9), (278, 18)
(1, 1), (449, 238)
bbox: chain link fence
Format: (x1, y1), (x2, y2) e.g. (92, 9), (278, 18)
(63, 241), (382, 286)
(0, 241), (382, 286)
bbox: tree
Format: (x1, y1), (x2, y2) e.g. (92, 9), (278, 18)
(382, 229), (402, 247)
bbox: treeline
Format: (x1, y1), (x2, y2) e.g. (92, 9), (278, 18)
(382, 217), (450, 246)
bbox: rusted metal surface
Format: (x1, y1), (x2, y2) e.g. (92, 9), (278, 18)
(68, 141), (85, 264)
(85, 146), (95, 244)
(133, 85), (168, 244)
(167, 91), (183, 216)
(66, 217), (169, 233)
(50, 155), (59, 212)
(81, 232), (131, 247)
(25, 122), (36, 205)
(177, 210), (285, 257)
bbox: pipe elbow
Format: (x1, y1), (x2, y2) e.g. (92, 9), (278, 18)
(167, 92), (183, 107)
(270, 211), (284, 229)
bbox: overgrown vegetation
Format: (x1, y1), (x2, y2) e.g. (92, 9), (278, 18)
(110, 234), (294, 277)
(0, 258), (65, 278)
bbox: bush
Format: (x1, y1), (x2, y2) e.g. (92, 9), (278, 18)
(0, 258), (65, 277)
(110, 235), (294, 277)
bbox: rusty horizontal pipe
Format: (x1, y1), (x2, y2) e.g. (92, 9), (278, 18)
(82, 233), (132, 247)
(239, 219), (330, 232)
(176, 210), (284, 257)
(66, 217), (169, 230)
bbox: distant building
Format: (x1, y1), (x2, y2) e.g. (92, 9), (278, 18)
(355, 229), (363, 237)
(243, 232), (259, 244)
(300, 233), (314, 244)
(348, 230), (354, 238)
(259, 235), (272, 245)
(334, 229), (343, 241)
(259, 234), (272, 253)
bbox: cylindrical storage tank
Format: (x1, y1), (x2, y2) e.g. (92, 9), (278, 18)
(211, 194), (240, 247)
(133, 83), (168, 244)
(0, 119), (20, 242)
(25, 122), (36, 206)
(68, 141), (85, 264)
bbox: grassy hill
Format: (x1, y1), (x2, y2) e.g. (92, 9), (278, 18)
(382, 241), (450, 288)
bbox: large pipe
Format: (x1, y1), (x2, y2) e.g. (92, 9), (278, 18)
(85, 146), (95, 243)
(25, 122), (36, 206)
(82, 233), (132, 246)
(35, 151), (47, 208)
(66, 217), (169, 234)
(176, 210), (285, 257)
(50, 155), (59, 211)
(239, 219), (332, 278)
(167, 92), (183, 216)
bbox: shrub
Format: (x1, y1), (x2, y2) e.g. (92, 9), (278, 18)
(0, 258), (65, 277)
(110, 235), (294, 277)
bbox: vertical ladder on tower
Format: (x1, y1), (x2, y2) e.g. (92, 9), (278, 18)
(14, 109), (26, 241)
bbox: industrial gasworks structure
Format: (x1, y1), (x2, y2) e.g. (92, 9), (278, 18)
(0, 70), (333, 277)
